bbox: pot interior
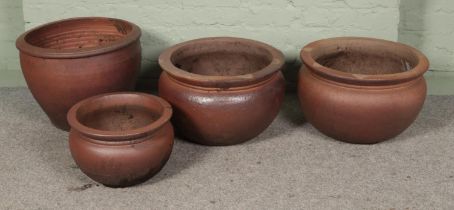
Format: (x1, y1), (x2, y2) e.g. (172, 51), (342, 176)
(171, 41), (273, 76)
(314, 43), (419, 75)
(79, 106), (158, 131)
(25, 18), (133, 50)
(75, 95), (163, 132)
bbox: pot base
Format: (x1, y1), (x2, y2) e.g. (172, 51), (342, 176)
(86, 148), (171, 188)
(50, 120), (70, 131)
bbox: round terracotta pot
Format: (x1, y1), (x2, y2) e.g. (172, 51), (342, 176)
(67, 92), (173, 187)
(16, 17), (142, 130)
(158, 37), (285, 146)
(298, 37), (429, 144)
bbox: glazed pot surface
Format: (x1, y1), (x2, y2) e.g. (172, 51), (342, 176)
(298, 37), (429, 144)
(16, 17), (142, 130)
(158, 37), (285, 145)
(67, 92), (173, 187)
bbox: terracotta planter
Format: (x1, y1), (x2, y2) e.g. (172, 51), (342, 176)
(298, 37), (429, 144)
(16, 17), (141, 130)
(158, 37), (285, 146)
(67, 92), (173, 187)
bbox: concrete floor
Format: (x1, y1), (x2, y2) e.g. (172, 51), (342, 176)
(1, 87), (453, 209)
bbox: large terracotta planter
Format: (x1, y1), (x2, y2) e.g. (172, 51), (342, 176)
(298, 37), (429, 144)
(16, 17), (141, 130)
(67, 92), (173, 187)
(158, 37), (285, 146)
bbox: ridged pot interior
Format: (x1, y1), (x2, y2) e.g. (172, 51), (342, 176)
(25, 19), (133, 50)
(75, 95), (163, 132)
(313, 41), (420, 75)
(170, 41), (273, 76)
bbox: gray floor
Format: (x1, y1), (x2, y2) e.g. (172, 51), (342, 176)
(1, 87), (453, 210)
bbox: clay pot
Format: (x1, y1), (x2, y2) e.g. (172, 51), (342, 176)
(298, 37), (429, 144)
(158, 37), (285, 146)
(67, 92), (173, 187)
(16, 17), (141, 130)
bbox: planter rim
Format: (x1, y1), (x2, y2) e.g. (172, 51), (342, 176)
(158, 37), (285, 88)
(16, 17), (141, 59)
(67, 92), (172, 142)
(300, 37), (429, 85)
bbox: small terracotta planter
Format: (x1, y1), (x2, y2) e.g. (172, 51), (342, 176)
(299, 37), (429, 144)
(158, 37), (285, 146)
(67, 92), (173, 187)
(16, 17), (141, 130)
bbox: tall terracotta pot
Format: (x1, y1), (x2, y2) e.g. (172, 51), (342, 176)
(158, 37), (285, 146)
(16, 17), (142, 130)
(298, 37), (429, 144)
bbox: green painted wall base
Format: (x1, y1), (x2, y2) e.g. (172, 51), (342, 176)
(0, 70), (25, 87)
(425, 71), (454, 95)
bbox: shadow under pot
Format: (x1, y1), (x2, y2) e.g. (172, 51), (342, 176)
(67, 92), (173, 187)
(298, 37), (429, 144)
(158, 37), (286, 146)
(16, 17), (142, 130)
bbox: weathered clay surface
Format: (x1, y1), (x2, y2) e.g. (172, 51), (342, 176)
(159, 37), (285, 146)
(67, 92), (173, 187)
(16, 17), (141, 130)
(298, 37), (429, 144)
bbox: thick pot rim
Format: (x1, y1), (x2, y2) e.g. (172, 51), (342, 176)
(158, 37), (285, 88)
(67, 92), (172, 142)
(300, 37), (429, 86)
(16, 17), (141, 59)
